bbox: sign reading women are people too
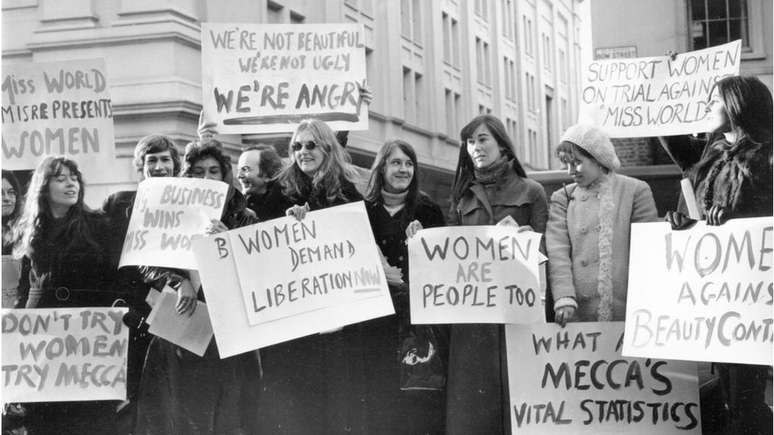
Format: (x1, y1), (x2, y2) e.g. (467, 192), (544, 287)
(580, 40), (741, 137)
(408, 226), (544, 324)
(2, 308), (129, 403)
(2, 59), (117, 183)
(192, 202), (393, 358)
(624, 218), (773, 365)
(201, 23), (368, 134)
(506, 322), (700, 435)
(119, 178), (228, 269)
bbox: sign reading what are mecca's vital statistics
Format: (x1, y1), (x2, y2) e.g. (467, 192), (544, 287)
(580, 39), (741, 137)
(2, 59), (117, 183)
(623, 218), (773, 366)
(201, 23), (368, 134)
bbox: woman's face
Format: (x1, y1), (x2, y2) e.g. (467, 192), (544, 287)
(466, 124), (502, 169)
(48, 166), (80, 210)
(292, 129), (325, 176)
(705, 88), (730, 133)
(2, 178), (17, 218)
(382, 147), (414, 194)
(190, 156), (223, 181)
(560, 151), (604, 188)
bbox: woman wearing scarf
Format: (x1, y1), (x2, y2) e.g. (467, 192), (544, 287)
(545, 124), (658, 324)
(446, 115), (547, 435)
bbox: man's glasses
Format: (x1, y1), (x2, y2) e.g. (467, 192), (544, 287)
(291, 141), (317, 151)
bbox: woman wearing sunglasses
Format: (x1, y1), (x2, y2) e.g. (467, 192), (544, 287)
(255, 118), (365, 434)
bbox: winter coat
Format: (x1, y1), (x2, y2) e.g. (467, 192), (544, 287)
(545, 173), (658, 321)
(446, 167), (548, 435)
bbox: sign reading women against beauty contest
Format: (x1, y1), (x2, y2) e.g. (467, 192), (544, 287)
(2, 308), (129, 403)
(624, 218), (773, 365)
(506, 322), (700, 435)
(192, 202), (393, 358)
(2, 59), (117, 183)
(580, 40), (741, 137)
(119, 178), (228, 270)
(408, 226), (544, 324)
(201, 23), (368, 134)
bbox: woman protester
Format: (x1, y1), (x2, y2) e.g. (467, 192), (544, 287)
(545, 123), (657, 324)
(11, 156), (118, 434)
(362, 139), (447, 434)
(446, 115), (548, 435)
(255, 118), (367, 434)
(660, 75), (772, 435)
(134, 141), (256, 435)
(2, 170), (22, 255)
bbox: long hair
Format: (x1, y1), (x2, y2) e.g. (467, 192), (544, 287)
(12, 156), (99, 263)
(2, 170), (22, 225)
(365, 139), (420, 220)
(711, 75), (773, 145)
(133, 134), (182, 178)
(451, 115), (527, 203)
(182, 141), (232, 180)
(276, 118), (358, 203)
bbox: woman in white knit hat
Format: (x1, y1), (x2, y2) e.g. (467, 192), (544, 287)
(546, 124), (658, 324)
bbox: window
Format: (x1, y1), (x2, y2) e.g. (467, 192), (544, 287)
(523, 16), (534, 57)
(502, 0), (514, 39)
(412, 0), (422, 44)
(442, 13), (451, 63)
(483, 41), (491, 85)
(543, 34), (552, 71)
(451, 18), (460, 66)
(561, 97), (569, 130)
(690, 0), (749, 49)
(402, 67), (413, 122)
(475, 0), (488, 20)
(415, 73), (424, 126)
(504, 58), (516, 102)
(445, 89), (455, 136)
(476, 38), (491, 86)
(558, 49), (567, 83)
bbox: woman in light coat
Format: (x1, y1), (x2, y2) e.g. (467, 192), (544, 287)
(546, 124), (658, 324)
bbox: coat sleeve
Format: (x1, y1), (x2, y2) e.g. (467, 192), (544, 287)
(447, 200), (460, 226)
(545, 189), (575, 302)
(529, 183), (549, 234)
(631, 180), (659, 223)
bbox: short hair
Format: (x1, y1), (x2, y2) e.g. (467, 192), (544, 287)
(555, 140), (609, 173)
(133, 134), (181, 176)
(241, 145), (284, 179)
(183, 141), (232, 180)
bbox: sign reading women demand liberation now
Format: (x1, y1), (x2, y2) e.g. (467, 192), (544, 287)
(2, 59), (117, 183)
(201, 23), (368, 134)
(580, 40), (741, 137)
(624, 218), (773, 365)
(408, 226), (544, 324)
(191, 202), (393, 358)
(119, 178), (228, 270)
(506, 322), (700, 435)
(2, 308), (129, 403)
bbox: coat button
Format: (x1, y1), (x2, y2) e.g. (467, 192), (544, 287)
(344, 425), (352, 432)
(398, 256), (404, 261)
(580, 227), (588, 234)
(580, 260), (588, 267)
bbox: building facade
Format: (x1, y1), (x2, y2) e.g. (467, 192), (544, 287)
(2, 0), (589, 207)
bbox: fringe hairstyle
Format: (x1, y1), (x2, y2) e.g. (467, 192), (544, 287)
(12, 156), (99, 264)
(451, 115), (528, 203)
(365, 139), (420, 222)
(182, 141), (232, 179)
(133, 134), (182, 178)
(276, 118), (358, 204)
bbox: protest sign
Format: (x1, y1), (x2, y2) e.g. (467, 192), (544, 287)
(191, 201), (393, 358)
(200, 23), (368, 134)
(506, 322), (700, 434)
(119, 177), (228, 269)
(623, 218), (773, 365)
(580, 40), (741, 137)
(408, 226), (544, 324)
(2, 59), (117, 183)
(146, 287), (213, 357)
(2, 307), (129, 403)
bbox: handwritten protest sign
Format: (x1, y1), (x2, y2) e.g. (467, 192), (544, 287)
(201, 23), (368, 134)
(146, 288), (213, 357)
(119, 177), (228, 269)
(192, 201), (393, 358)
(2, 307), (129, 403)
(408, 226), (544, 324)
(506, 322), (700, 434)
(2, 59), (117, 182)
(580, 40), (741, 137)
(624, 218), (773, 365)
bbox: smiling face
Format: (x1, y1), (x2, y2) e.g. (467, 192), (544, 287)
(382, 147), (415, 194)
(237, 150), (267, 194)
(559, 150), (604, 188)
(466, 123), (502, 169)
(2, 178), (16, 218)
(705, 88), (731, 133)
(48, 166), (80, 211)
(190, 156), (224, 181)
(292, 129), (325, 176)
(143, 150), (175, 178)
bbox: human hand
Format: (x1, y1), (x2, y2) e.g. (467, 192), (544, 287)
(405, 219), (423, 239)
(205, 219), (229, 235)
(665, 211), (697, 231)
(705, 205), (728, 226)
(555, 306), (576, 327)
(285, 202), (310, 221)
(516, 225), (534, 233)
(197, 110), (219, 143)
(665, 50), (678, 61)
(358, 80), (374, 106)
(175, 279), (197, 316)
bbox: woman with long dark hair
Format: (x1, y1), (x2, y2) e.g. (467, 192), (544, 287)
(362, 139), (447, 434)
(446, 115), (548, 435)
(134, 141), (256, 435)
(11, 156), (117, 434)
(661, 75), (772, 435)
(2, 170), (22, 255)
